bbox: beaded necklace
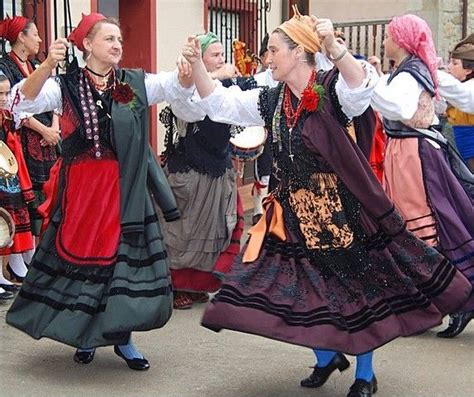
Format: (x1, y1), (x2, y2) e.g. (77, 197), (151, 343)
(282, 69), (316, 130)
(84, 67), (115, 91)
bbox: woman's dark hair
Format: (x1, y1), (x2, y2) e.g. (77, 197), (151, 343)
(272, 28), (316, 66)
(0, 74), (9, 83)
(461, 59), (474, 80)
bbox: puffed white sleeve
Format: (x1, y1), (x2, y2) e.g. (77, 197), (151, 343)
(191, 82), (265, 127)
(335, 61), (379, 118)
(11, 77), (62, 115)
(437, 70), (474, 113)
(371, 72), (423, 120)
(145, 70), (206, 122)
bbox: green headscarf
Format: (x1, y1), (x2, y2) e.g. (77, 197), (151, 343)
(198, 31), (219, 54)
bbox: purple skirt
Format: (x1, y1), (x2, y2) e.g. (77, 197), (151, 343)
(202, 205), (471, 355)
(419, 139), (474, 311)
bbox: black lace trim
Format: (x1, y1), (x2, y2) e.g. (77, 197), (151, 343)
(325, 70), (351, 128)
(160, 106), (233, 177)
(160, 76), (258, 178)
(258, 85), (280, 131)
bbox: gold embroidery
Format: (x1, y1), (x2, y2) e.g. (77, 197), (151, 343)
(289, 173), (354, 250)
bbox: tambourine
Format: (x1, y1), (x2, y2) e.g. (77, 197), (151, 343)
(0, 140), (18, 179)
(229, 126), (267, 162)
(0, 207), (15, 248)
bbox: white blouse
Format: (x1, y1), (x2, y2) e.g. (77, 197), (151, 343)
(189, 61), (379, 127)
(11, 70), (205, 123)
(371, 72), (424, 121)
(437, 70), (474, 113)
(371, 70), (474, 122)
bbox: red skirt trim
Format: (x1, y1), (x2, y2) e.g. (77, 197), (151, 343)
(172, 192), (244, 292)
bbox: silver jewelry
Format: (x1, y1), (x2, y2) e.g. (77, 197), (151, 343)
(328, 47), (348, 63)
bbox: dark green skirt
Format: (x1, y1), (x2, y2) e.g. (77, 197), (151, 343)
(6, 194), (173, 348)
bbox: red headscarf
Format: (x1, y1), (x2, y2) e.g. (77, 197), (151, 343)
(388, 14), (439, 92)
(0, 15), (29, 43)
(68, 13), (106, 52)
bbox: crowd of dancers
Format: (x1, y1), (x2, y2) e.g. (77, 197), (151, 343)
(0, 7), (473, 397)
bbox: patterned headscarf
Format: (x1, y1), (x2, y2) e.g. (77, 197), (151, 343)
(0, 15), (29, 43)
(198, 32), (220, 54)
(278, 5), (321, 54)
(388, 14), (438, 90)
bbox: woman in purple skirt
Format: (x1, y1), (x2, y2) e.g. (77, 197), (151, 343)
(181, 9), (472, 397)
(371, 14), (474, 339)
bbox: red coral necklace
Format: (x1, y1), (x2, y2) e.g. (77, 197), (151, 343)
(283, 69), (317, 129)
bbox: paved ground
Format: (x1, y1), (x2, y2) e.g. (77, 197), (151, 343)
(1, 301), (473, 397)
(1, 209), (473, 397)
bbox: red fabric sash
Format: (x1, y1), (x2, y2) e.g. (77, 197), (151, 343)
(369, 114), (386, 184)
(38, 158), (62, 234)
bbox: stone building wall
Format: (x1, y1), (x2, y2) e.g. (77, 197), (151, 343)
(404, 0), (473, 61)
(312, 0), (473, 62)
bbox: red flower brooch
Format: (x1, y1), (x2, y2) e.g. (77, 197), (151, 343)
(301, 83), (325, 112)
(112, 82), (136, 108)
(283, 70), (325, 129)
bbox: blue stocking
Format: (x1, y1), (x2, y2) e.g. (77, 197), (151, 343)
(355, 351), (374, 382)
(117, 335), (144, 359)
(313, 349), (338, 367)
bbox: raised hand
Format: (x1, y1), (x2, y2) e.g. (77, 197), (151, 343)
(211, 63), (241, 80)
(314, 18), (336, 49)
(45, 38), (69, 70)
(176, 55), (193, 88)
(182, 36), (201, 65)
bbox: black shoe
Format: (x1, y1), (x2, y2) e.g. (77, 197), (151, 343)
(73, 349), (96, 364)
(300, 353), (350, 388)
(347, 377), (378, 397)
(0, 290), (14, 300)
(437, 311), (474, 338)
(0, 283), (20, 293)
(114, 345), (150, 371)
(6, 263), (24, 283)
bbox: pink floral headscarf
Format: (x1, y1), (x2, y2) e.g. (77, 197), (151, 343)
(388, 14), (438, 92)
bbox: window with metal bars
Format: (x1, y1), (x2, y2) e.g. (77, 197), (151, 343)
(207, 0), (270, 63)
(0, 0), (76, 65)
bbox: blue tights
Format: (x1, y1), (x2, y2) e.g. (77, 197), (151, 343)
(314, 349), (374, 382)
(78, 335), (143, 360)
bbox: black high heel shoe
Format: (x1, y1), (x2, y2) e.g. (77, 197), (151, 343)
(73, 349), (96, 364)
(300, 353), (350, 388)
(347, 377), (378, 397)
(114, 345), (150, 371)
(5, 263), (24, 283)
